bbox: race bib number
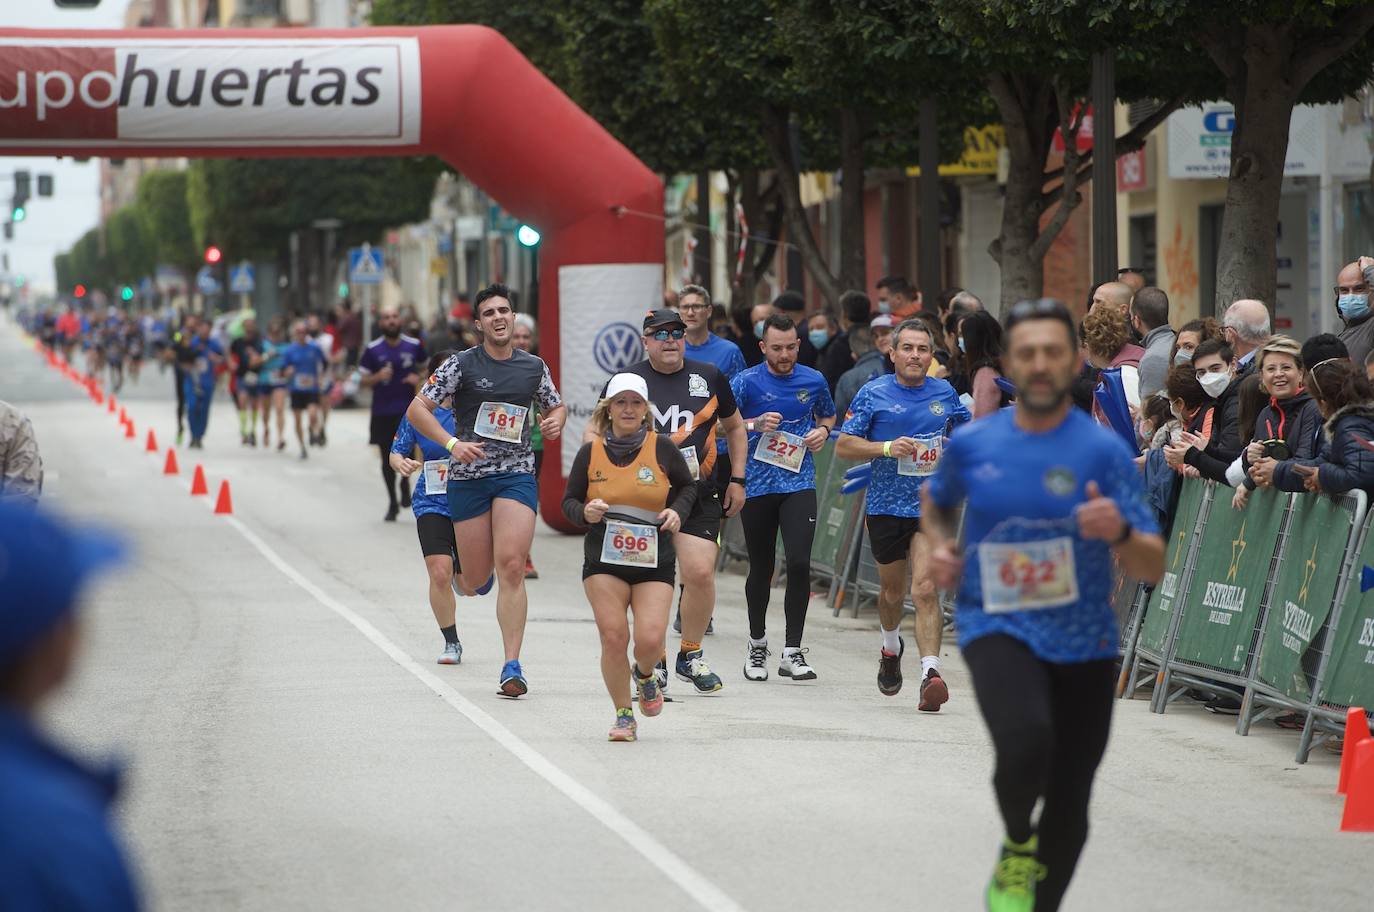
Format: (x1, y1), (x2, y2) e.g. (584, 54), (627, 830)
(295, 373), (316, 389)
(422, 459), (449, 493)
(244, 371), (259, 386)
(267, 370), (285, 385)
(474, 401), (528, 443)
(977, 537), (1079, 613)
(754, 429), (806, 473)
(194, 357), (209, 375)
(600, 520), (659, 568)
(897, 434), (943, 477)
(680, 445), (700, 481)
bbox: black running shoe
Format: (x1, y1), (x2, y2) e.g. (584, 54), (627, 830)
(878, 636), (904, 696)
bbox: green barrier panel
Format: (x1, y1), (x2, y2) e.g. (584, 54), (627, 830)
(812, 442), (836, 500)
(1319, 523), (1374, 709)
(812, 449), (862, 571)
(1138, 478), (1207, 656)
(1254, 495), (1346, 700)
(1172, 486), (1286, 672)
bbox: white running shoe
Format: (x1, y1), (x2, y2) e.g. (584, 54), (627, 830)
(437, 641), (463, 665)
(778, 648), (817, 681)
(744, 641), (770, 681)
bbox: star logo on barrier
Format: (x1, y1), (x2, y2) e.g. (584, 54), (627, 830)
(1227, 519), (1247, 582)
(1297, 542), (1318, 605)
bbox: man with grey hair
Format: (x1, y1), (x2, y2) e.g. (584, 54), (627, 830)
(1221, 298), (1272, 379)
(1335, 256), (1374, 367)
(948, 290), (983, 317)
(834, 324), (884, 416)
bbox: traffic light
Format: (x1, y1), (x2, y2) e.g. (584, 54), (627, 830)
(2, 224), (10, 241)
(14, 275), (24, 288)
(13, 171), (29, 200)
(204, 245), (223, 264)
(11, 206), (25, 223)
(516, 224), (541, 247)
(74, 284), (87, 298)
(338, 282), (350, 298)
(37, 175), (53, 197)
(121, 286), (134, 302)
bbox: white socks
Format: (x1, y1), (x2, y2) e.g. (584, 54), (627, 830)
(750, 636), (767, 648)
(921, 655), (940, 677)
(880, 626), (901, 655)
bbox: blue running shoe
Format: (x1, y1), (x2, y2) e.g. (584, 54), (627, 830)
(499, 659), (527, 698)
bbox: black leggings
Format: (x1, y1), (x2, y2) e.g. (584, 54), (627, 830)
(379, 444), (410, 508)
(963, 635), (1115, 912)
(740, 490), (816, 647)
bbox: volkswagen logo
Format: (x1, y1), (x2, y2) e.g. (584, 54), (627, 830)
(593, 322), (644, 373)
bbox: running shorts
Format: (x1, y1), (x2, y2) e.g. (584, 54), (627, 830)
(866, 514), (922, 565)
(446, 472), (538, 522)
(290, 391), (320, 411)
(678, 483), (723, 543)
(370, 412), (405, 447)
(416, 512), (457, 558)
(581, 560), (676, 587)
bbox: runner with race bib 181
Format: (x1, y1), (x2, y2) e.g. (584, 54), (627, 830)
(836, 317), (969, 708)
(406, 284), (566, 699)
(920, 298), (1164, 912)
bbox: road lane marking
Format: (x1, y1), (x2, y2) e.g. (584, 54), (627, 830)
(222, 515), (747, 912)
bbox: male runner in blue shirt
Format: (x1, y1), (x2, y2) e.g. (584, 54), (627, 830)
(837, 318), (970, 708)
(731, 314), (835, 682)
(922, 298), (1163, 912)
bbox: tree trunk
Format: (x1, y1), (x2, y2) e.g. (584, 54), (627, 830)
(763, 104), (844, 308)
(987, 74), (1056, 311)
(838, 107), (867, 293)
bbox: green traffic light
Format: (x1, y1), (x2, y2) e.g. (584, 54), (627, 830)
(12, 206), (26, 222)
(338, 282), (350, 298)
(516, 224), (541, 247)
(121, 286), (134, 302)
(13, 275), (24, 287)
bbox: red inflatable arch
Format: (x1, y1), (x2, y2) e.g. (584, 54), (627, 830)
(0, 26), (663, 532)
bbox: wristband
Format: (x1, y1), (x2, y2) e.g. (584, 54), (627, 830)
(882, 440), (893, 458)
(730, 476), (746, 486)
(746, 420), (756, 433)
(445, 437), (458, 453)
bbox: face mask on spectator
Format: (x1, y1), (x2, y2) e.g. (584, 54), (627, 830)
(1199, 371), (1231, 398)
(957, 337), (966, 353)
(876, 300), (892, 315)
(1174, 348), (1193, 365)
(1338, 293), (1370, 320)
(808, 329), (830, 350)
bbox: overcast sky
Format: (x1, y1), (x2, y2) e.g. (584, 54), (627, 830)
(2, 1), (133, 295)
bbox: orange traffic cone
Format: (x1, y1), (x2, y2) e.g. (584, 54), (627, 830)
(124, 419), (136, 439)
(163, 448), (180, 476)
(118, 407), (127, 424)
(1338, 707), (1373, 795)
(190, 464), (208, 496)
(213, 480), (233, 515)
(1340, 737), (1374, 832)
(107, 396), (116, 414)
(145, 429), (158, 453)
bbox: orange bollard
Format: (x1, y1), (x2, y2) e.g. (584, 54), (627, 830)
(1340, 738), (1374, 832)
(124, 419), (136, 439)
(213, 480), (233, 515)
(1338, 707), (1372, 795)
(163, 448), (180, 476)
(145, 429), (158, 453)
(190, 464), (208, 496)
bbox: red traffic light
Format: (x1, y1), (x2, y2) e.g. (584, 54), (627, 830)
(74, 284), (87, 297)
(204, 245), (223, 264)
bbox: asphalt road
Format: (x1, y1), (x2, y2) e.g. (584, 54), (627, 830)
(2, 312), (1368, 911)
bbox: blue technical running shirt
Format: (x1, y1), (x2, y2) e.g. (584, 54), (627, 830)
(731, 362), (836, 497)
(686, 334), (747, 456)
(390, 407), (457, 519)
(281, 342), (328, 394)
(925, 407), (1158, 663)
(840, 373), (970, 518)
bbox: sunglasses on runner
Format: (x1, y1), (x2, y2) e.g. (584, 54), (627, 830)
(650, 328), (686, 341)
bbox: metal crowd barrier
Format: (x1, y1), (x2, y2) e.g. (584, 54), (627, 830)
(1119, 476), (1374, 763)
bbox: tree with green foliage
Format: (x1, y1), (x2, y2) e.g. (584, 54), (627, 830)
(135, 170), (199, 282)
(104, 207), (156, 287)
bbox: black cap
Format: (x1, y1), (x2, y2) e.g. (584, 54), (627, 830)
(643, 308), (686, 331)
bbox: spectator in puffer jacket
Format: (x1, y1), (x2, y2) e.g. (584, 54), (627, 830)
(1233, 335), (1323, 510)
(1252, 358), (1374, 495)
